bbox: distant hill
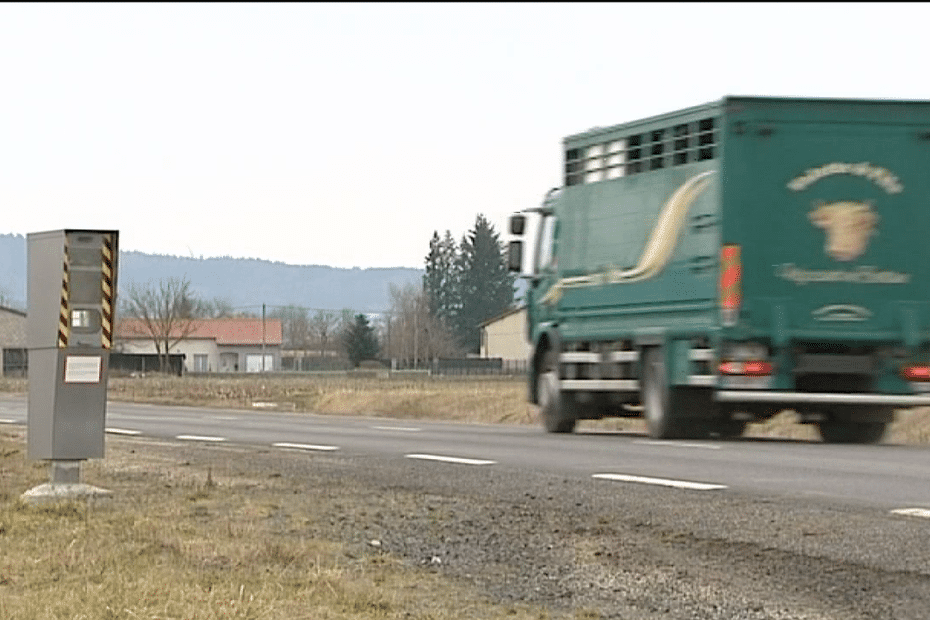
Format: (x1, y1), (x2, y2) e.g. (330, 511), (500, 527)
(0, 233), (422, 314)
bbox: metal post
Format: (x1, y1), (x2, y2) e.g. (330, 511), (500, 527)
(262, 303), (267, 373)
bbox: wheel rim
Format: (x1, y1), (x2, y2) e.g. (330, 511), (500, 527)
(538, 370), (556, 411)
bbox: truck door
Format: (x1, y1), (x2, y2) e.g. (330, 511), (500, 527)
(725, 121), (929, 344)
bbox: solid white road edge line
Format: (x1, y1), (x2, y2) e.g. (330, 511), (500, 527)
(593, 473), (727, 491)
(273, 442), (339, 452)
(176, 435), (226, 442)
(405, 454), (496, 466)
(106, 428), (142, 436)
(891, 508), (930, 519)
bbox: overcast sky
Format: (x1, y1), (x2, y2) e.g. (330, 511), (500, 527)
(1, 3), (927, 269)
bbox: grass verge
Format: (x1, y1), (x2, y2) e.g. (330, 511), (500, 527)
(0, 428), (587, 619)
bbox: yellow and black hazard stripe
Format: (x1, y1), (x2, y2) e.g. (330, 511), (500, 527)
(59, 243), (70, 347)
(101, 234), (115, 349)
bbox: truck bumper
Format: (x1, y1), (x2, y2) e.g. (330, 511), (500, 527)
(715, 391), (930, 407)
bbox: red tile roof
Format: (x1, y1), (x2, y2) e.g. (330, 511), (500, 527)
(117, 317), (283, 346)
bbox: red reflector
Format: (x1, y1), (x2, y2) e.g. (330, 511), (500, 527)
(902, 366), (930, 381)
(719, 244), (741, 326)
(719, 360), (773, 376)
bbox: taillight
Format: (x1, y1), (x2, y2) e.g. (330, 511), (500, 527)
(901, 366), (930, 381)
(719, 360), (773, 376)
(720, 244), (741, 327)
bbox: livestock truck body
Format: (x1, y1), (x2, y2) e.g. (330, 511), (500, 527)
(508, 96), (930, 442)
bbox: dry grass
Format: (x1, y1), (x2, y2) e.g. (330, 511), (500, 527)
(2, 374), (929, 443)
(0, 377), (26, 395)
(104, 374), (536, 426)
(0, 429), (581, 620)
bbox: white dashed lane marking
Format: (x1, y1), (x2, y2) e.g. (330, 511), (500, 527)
(176, 435), (226, 443)
(106, 428), (142, 436)
(372, 425), (422, 432)
(405, 454), (496, 466)
(593, 473), (727, 491)
(273, 442), (339, 452)
(633, 439), (722, 450)
(891, 508), (930, 519)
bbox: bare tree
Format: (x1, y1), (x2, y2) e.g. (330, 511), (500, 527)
(386, 282), (460, 367)
(310, 309), (339, 359)
(123, 276), (201, 372)
(271, 305), (310, 349)
(200, 297), (236, 318)
(270, 305), (313, 370)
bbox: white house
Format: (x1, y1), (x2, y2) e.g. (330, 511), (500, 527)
(0, 306), (27, 377)
(479, 306), (529, 369)
(116, 317), (284, 373)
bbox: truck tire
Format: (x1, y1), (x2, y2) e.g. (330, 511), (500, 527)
(642, 347), (691, 439)
(537, 349), (577, 433)
(817, 420), (887, 444)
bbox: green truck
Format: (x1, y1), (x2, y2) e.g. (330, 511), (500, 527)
(508, 96), (930, 443)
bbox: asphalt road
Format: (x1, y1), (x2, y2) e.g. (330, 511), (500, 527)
(2, 394), (929, 517)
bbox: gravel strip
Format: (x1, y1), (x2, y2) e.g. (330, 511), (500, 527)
(102, 436), (930, 619)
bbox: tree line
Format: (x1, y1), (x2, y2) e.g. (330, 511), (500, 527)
(386, 213), (516, 363)
(120, 213), (515, 370)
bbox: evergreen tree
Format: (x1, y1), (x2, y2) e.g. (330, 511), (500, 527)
(455, 214), (516, 354)
(422, 229), (460, 332)
(342, 313), (380, 367)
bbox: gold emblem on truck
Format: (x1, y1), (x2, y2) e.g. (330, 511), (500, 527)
(808, 200), (877, 262)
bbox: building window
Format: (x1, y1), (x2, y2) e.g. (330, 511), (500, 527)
(2, 348), (27, 377)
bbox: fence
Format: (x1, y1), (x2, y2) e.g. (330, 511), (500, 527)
(280, 355), (351, 372)
(391, 357), (527, 376)
(109, 352), (186, 376)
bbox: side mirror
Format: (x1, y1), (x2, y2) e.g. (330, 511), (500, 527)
(507, 241), (523, 272)
(509, 214), (526, 236)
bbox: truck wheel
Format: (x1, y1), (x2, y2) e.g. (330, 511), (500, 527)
(642, 347), (688, 439)
(817, 421), (887, 444)
(537, 349), (577, 433)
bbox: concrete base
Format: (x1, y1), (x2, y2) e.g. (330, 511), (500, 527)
(21, 482), (113, 504)
(50, 460), (82, 484)
(21, 460), (112, 504)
